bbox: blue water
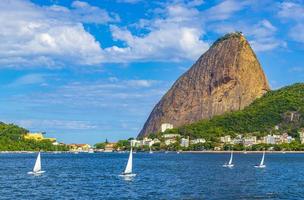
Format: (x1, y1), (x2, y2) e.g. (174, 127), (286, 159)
(1, 153), (304, 199)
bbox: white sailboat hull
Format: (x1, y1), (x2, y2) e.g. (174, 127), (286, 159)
(119, 173), (136, 177)
(27, 170), (45, 175)
(223, 164), (234, 168)
(254, 165), (266, 168)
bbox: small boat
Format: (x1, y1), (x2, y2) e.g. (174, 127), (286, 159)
(255, 151), (266, 168)
(223, 151), (234, 168)
(28, 152), (45, 175)
(119, 146), (136, 177)
(88, 149), (94, 154)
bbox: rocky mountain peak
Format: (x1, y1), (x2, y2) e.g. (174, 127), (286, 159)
(138, 32), (270, 138)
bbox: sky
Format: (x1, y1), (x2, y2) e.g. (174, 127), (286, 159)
(0, 0), (303, 144)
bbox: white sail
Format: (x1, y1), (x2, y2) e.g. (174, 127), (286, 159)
(33, 152), (41, 172)
(124, 147), (133, 174)
(228, 151), (233, 165)
(260, 151), (265, 166)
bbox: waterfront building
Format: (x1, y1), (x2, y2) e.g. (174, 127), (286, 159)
(161, 123), (173, 132)
(69, 144), (91, 152)
(299, 129), (304, 144)
(220, 135), (231, 143)
(24, 132), (56, 142)
(190, 138), (206, 144)
(280, 133), (294, 143)
(165, 138), (177, 146)
(131, 140), (141, 147)
(243, 136), (257, 146)
(214, 146), (221, 151)
(180, 137), (189, 148)
(104, 143), (116, 152)
(232, 135), (243, 144)
(264, 135), (275, 144)
(142, 137), (153, 146)
(153, 138), (161, 144)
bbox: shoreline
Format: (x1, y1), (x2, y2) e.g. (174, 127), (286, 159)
(180, 150), (304, 154)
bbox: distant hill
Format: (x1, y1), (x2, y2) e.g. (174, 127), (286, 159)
(0, 122), (68, 151)
(161, 83), (304, 140)
(139, 32), (270, 137)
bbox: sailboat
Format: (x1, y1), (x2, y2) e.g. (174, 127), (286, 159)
(255, 151), (266, 168)
(223, 151), (234, 168)
(149, 146), (153, 154)
(28, 152), (45, 175)
(119, 146), (136, 177)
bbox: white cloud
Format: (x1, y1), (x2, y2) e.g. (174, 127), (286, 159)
(116, 0), (142, 4)
(289, 66), (304, 73)
(211, 19), (285, 51)
(278, 2), (304, 43)
(0, 0), (288, 67)
(204, 0), (247, 21)
(8, 74), (46, 87)
(106, 3), (209, 62)
(11, 119), (98, 130)
(278, 2), (304, 21)
(0, 0), (107, 68)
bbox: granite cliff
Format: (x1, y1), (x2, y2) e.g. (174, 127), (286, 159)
(138, 32), (270, 137)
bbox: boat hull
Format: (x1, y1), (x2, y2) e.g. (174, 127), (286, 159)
(223, 164), (234, 168)
(27, 170), (45, 175)
(254, 165), (266, 168)
(119, 173), (136, 177)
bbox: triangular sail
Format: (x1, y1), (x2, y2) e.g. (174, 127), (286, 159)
(228, 151), (233, 165)
(260, 151), (265, 166)
(124, 147), (133, 174)
(33, 152), (41, 172)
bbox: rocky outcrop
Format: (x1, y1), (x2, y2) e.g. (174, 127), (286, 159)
(138, 32), (270, 138)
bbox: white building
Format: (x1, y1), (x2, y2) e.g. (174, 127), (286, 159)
(243, 136), (257, 146)
(152, 138), (161, 144)
(165, 138), (177, 146)
(299, 129), (304, 144)
(232, 135), (243, 144)
(220, 135), (231, 143)
(180, 137), (189, 148)
(142, 137), (153, 146)
(190, 138), (206, 144)
(131, 139), (141, 147)
(264, 135), (275, 144)
(161, 123), (174, 132)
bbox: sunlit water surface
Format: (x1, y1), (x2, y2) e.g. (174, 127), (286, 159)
(1, 152), (304, 199)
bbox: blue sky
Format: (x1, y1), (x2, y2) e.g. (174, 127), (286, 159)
(0, 0), (303, 144)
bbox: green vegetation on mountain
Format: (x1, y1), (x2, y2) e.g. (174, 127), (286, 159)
(0, 122), (69, 151)
(162, 83), (304, 140)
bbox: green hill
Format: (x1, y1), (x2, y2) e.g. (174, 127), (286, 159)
(0, 122), (68, 151)
(162, 83), (304, 141)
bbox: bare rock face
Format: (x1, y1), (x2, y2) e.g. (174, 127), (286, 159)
(138, 32), (270, 138)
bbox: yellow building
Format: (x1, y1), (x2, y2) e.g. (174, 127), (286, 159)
(24, 132), (56, 142)
(68, 144), (91, 151)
